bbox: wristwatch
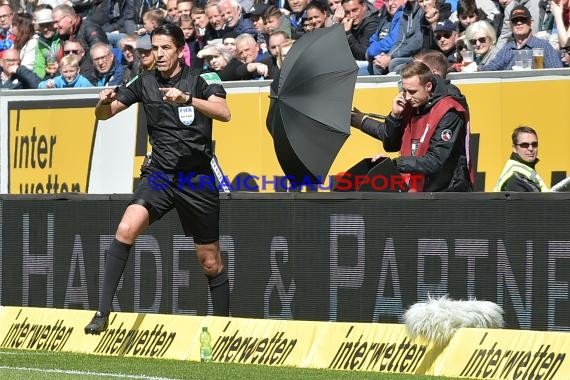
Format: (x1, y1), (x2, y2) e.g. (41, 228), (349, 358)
(183, 91), (192, 106)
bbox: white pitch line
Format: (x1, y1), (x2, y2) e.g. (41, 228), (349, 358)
(0, 366), (179, 380)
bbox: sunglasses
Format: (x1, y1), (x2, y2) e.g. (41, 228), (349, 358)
(64, 49), (82, 55)
(516, 142), (538, 148)
(435, 31), (453, 39)
(511, 17), (529, 24)
(469, 37), (487, 45)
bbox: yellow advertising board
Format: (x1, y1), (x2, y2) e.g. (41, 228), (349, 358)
(0, 306), (199, 360)
(1, 306), (569, 377)
(9, 108), (97, 194)
(433, 328), (570, 380)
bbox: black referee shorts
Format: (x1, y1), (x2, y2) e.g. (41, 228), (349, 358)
(131, 172), (220, 244)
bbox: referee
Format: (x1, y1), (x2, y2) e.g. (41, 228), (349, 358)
(85, 23), (231, 334)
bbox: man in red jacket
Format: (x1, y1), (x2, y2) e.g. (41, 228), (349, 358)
(352, 61), (472, 191)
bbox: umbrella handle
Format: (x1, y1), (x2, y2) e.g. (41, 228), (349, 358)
(365, 112), (387, 120)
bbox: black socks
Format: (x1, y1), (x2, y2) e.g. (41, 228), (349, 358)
(98, 238), (230, 317)
(98, 238), (132, 316)
(208, 270), (230, 316)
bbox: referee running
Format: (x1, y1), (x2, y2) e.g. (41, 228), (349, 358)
(85, 23), (231, 334)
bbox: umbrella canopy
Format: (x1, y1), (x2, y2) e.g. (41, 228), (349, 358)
(266, 25), (358, 186)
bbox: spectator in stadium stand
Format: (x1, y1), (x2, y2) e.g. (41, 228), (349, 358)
(350, 61), (472, 192)
(367, 0), (405, 75)
(165, 0), (179, 23)
(37, 54), (93, 87)
(263, 5), (293, 38)
(494, 126), (548, 192)
(267, 30), (288, 58)
(84, 23), (231, 334)
(33, 7), (61, 80)
(62, 39), (97, 84)
(235, 32), (269, 63)
(304, 1), (333, 30)
(374, 0), (424, 73)
(90, 42), (124, 86)
(11, 12), (36, 71)
(286, 0), (310, 39)
(0, 2), (15, 60)
(266, 30), (287, 71)
(222, 30), (238, 56)
(119, 34), (137, 82)
(205, 1), (226, 40)
(218, 0), (257, 37)
(462, 20), (499, 66)
(496, 0), (542, 48)
(134, 33), (157, 70)
(52, 4), (109, 56)
(179, 14), (203, 68)
(342, 0), (379, 74)
(260, 30), (287, 78)
(550, 0), (570, 51)
(198, 41), (269, 79)
(433, 20), (459, 64)
(176, 0), (193, 20)
(133, 0), (164, 30)
(0, 48), (42, 88)
(191, 5), (211, 42)
(92, 0), (138, 48)
(418, 0), (451, 52)
(454, 0), (500, 34)
(480, 5), (563, 70)
(119, 34), (157, 83)
(243, 3), (270, 48)
(138, 8), (166, 36)
(330, 0), (345, 23)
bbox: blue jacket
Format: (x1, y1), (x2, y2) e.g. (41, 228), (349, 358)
(95, 53), (125, 87)
(367, 7), (403, 59)
(38, 73), (93, 88)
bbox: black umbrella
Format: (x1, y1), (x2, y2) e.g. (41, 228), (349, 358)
(266, 25), (358, 187)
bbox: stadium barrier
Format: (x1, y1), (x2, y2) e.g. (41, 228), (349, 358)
(1, 69), (570, 194)
(1, 192), (569, 331)
(1, 305), (569, 379)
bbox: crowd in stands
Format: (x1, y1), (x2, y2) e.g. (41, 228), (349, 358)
(0, 0), (568, 89)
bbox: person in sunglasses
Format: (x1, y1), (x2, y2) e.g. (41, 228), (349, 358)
(433, 20), (459, 63)
(480, 5), (562, 70)
(62, 40), (97, 84)
(494, 126), (549, 192)
(464, 20), (498, 65)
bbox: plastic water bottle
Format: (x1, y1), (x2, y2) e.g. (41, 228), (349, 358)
(199, 326), (212, 362)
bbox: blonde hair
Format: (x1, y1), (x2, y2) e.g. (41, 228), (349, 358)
(59, 55), (80, 70)
(143, 8), (167, 24)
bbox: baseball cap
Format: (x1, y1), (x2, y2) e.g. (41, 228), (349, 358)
(434, 20), (457, 33)
(244, 3), (270, 18)
(136, 34), (152, 51)
(34, 9), (54, 25)
(510, 5), (531, 20)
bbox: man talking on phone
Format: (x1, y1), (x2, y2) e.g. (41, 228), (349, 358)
(350, 61), (472, 192)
